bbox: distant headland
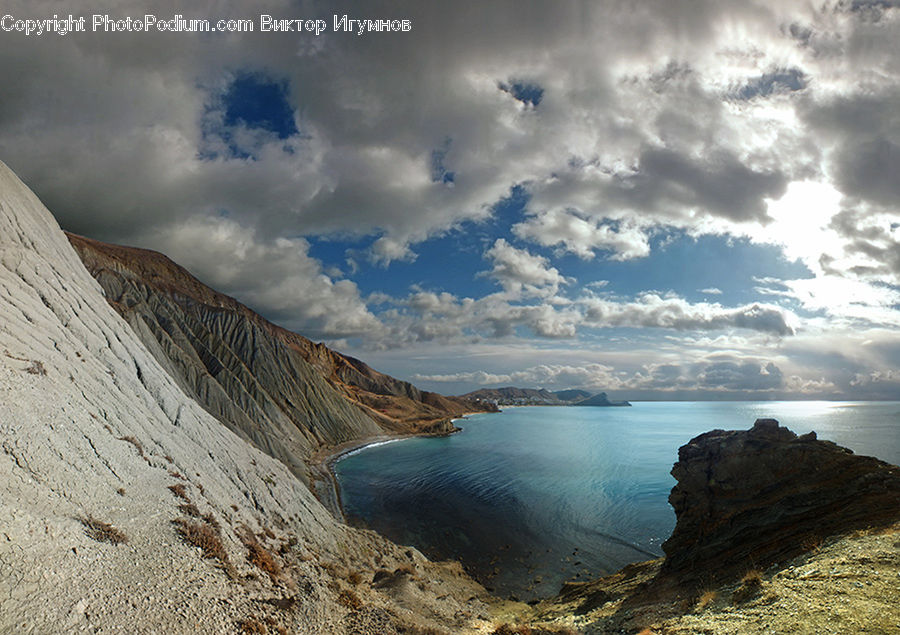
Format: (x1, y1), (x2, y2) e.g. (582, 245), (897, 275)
(460, 386), (631, 407)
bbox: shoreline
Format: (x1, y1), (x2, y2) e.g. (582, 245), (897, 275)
(309, 415), (474, 522)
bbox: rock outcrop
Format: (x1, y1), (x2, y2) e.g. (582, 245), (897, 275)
(571, 392), (631, 407)
(661, 418), (900, 583)
(67, 233), (491, 486)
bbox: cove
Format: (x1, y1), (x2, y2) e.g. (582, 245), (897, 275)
(334, 401), (900, 601)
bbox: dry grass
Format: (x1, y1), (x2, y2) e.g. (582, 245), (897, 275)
(801, 534), (824, 553)
(695, 589), (717, 611)
(81, 516), (128, 545)
(741, 569), (763, 586)
(492, 625), (532, 635)
(239, 526), (281, 580)
(117, 435), (145, 458)
(168, 470), (186, 480)
(25, 360), (47, 376)
(239, 618), (267, 634)
(168, 483), (190, 502)
(202, 512), (220, 530)
(178, 503), (201, 517)
(733, 569), (764, 604)
(338, 589), (363, 611)
(173, 518), (228, 563)
(348, 570), (364, 585)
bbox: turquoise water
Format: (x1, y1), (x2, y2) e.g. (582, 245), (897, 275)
(334, 401), (900, 600)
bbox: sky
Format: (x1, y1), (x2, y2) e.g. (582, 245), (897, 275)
(1, 0), (899, 400)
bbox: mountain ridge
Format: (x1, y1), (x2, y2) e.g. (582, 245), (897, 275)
(67, 232), (493, 491)
(462, 386), (630, 406)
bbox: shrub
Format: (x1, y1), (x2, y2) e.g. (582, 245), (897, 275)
(239, 619), (267, 634)
(239, 529), (281, 580)
(338, 589), (363, 611)
(695, 589), (717, 610)
(168, 483), (190, 502)
(173, 518), (228, 563)
(733, 569), (763, 604)
(81, 516), (128, 544)
(178, 503), (201, 517)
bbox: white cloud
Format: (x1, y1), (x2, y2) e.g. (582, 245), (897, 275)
(512, 208), (650, 260)
(581, 293), (796, 335)
(146, 216), (384, 340)
(482, 238), (569, 297)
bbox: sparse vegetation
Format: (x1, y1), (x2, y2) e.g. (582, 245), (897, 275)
(239, 618), (267, 634)
(492, 624), (532, 635)
(25, 360), (46, 375)
(168, 470), (186, 480)
(338, 589), (363, 611)
(801, 533), (824, 553)
(168, 483), (190, 502)
(239, 526), (281, 580)
(695, 589), (717, 610)
(202, 512), (220, 530)
(173, 517), (228, 564)
(178, 503), (201, 517)
(733, 569), (764, 604)
(81, 516), (128, 544)
(117, 435), (145, 458)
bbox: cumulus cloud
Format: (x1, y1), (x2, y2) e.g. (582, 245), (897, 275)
(146, 216), (385, 340)
(2, 0), (899, 398)
(581, 293), (796, 335)
(512, 208), (650, 260)
(482, 238), (568, 297)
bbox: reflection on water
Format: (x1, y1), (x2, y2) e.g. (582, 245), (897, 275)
(334, 401), (900, 600)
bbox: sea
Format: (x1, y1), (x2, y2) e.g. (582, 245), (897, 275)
(333, 401), (900, 600)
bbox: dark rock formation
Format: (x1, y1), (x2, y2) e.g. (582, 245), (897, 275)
(661, 418), (900, 584)
(67, 233), (491, 486)
(572, 392), (631, 407)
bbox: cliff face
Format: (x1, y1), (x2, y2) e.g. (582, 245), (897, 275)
(661, 418), (900, 583)
(531, 419), (900, 633)
(0, 160), (490, 634)
(67, 233), (490, 485)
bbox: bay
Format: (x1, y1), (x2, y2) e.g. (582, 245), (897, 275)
(334, 401), (900, 600)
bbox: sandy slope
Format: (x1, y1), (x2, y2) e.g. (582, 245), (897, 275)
(0, 161), (490, 634)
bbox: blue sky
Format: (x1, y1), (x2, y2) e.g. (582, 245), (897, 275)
(1, 0), (899, 399)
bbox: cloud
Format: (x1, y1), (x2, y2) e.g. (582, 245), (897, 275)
(482, 238), (568, 296)
(581, 293), (795, 335)
(512, 208), (650, 260)
(145, 216), (385, 340)
(1, 0), (899, 400)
